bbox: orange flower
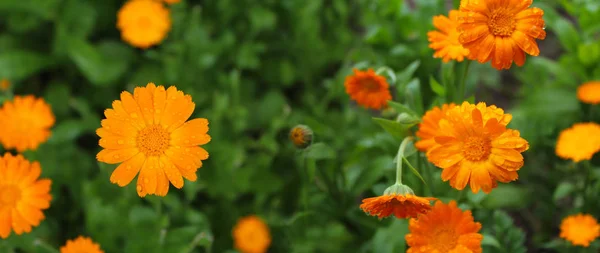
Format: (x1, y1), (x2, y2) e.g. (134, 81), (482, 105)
(360, 193), (436, 219)
(406, 200), (483, 253)
(0, 95), (55, 152)
(96, 83), (211, 197)
(555, 123), (600, 162)
(428, 10), (471, 62)
(560, 214), (600, 247)
(458, 0), (546, 70)
(344, 68), (392, 110)
(117, 0), (171, 49)
(60, 236), (104, 253)
(0, 79), (10, 91)
(0, 153), (52, 239)
(289, 125), (313, 149)
(427, 102), (529, 193)
(577, 81), (600, 104)
(232, 215), (271, 253)
(415, 103), (456, 152)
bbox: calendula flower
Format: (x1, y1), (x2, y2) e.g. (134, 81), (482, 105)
(415, 103), (456, 152)
(117, 0), (171, 49)
(96, 83), (211, 197)
(428, 10), (471, 62)
(427, 102), (529, 193)
(560, 214), (600, 247)
(0, 153), (52, 239)
(289, 125), (313, 149)
(555, 123), (600, 162)
(0, 79), (10, 91)
(577, 81), (600, 104)
(344, 68), (392, 110)
(232, 215), (271, 253)
(0, 95), (55, 152)
(458, 0), (546, 70)
(406, 200), (483, 253)
(360, 183), (436, 219)
(60, 236), (104, 253)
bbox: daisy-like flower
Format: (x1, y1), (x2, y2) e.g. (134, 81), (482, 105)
(360, 183), (436, 219)
(427, 102), (529, 193)
(415, 103), (456, 152)
(555, 123), (600, 162)
(457, 0), (546, 70)
(344, 68), (392, 110)
(577, 81), (600, 104)
(0, 95), (55, 152)
(60, 236), (104, 253)
(0, 79), (9, 91)
(0, 153), (52, 239)
(289, 125), (313, 149)
(96, 83), (211, 197)
(117, 0), (171, 49)
(428, 10), (471, 62)
(560, 214), (600, 247)
(406, 200), (483, 253)
(232, 215), (272, 253)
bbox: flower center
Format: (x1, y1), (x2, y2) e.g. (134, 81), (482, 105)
(463, 136), (492, 161)
(137, 17), (152, 29)
(362, 79), (380, 91)
(431, 228), (459, 251)
(136, 125), (170, 156)
(0, 185), (22, 206)
(488, 9), (516, 36)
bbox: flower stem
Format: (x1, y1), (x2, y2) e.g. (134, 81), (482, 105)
(34, 239), (59, 253)
(457, 60), (472, 101)
(395, 137), (414, 184)
(582, 160), (592, 210)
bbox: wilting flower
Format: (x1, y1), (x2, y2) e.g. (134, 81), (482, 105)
(360, 183), (436, 219)
(117, 0), (171, 49)
(560, 214), (600, 247)
(406, 200), (483, 253)
(556, 123), (600, 162)
(0, 79), (10, 91)
(60, 236), (104, 253)
(0, 153), (52, 239)
(427, 102), (529, 193)
(344, 68), (392, 110)
(0, 95), (55, 152)
(96, 83), (211, 197)
(415, 103), (456, 152)
(289, 125), (313, 149)
(457, 0), (546, 70)
(428, 10), (470, 62)
(577, 81), (600, 104)
(232, 215), (271, 253)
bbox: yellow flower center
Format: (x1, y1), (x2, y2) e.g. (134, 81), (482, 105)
(463, 136), (492, 161)
(488, 9), (516, 36)
(0, 185), (22, 206)
(431, 228), (458, 251)
(136, 125), (170, 156)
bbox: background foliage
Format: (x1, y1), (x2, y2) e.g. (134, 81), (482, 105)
(1, 0), (600, 252)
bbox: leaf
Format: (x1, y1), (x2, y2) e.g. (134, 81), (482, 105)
(481, 184), (531, 209)
(68, 39), (133, 85)
(429, 76), (445, 96)
(553, 182), (575, 202)
(0, 50), (53, 81)
(481, 234), (501, 248)
(372, 117), (414, 140)
(351, 156), (394, 194)
(370, 219), (408, 253)
(402, 157), (427, 186)
(387, 101), (419, 118)
(305, 142), (335, 160)
(396, 60), (420, 86)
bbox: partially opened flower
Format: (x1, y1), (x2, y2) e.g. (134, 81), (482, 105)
(406, 200), (483, 253)
(344, 68), (392, 110)
(60, 236), (104, 253)
(427, 102), (529, 193)
(415, 103), (456, 152)
(360, 184), (436, 219)
(428, 10), (470, 62)
(117, 0), (171, 48)
(96, 83), (211, 197)
(0, 153), (52, 239)
(577, 81), (600, 104)
(555, 123), (600, 162)
(458, 0), (546, 70)
(0, 95), (55, 152)
(232, 215), (271, 253)
(289, 125), (313, 149)
(560, 214), (600, 247)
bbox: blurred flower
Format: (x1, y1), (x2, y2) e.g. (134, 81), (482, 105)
(96, 83), (211, 197)
(60, 236), (104, 253)
(406, 200), (483, 253)
(428, 10), (470, 63)
(164, 0), (180, 4)
(0, 95), (55, 152)
(232, 215), (271, 253)
(117, 0), (171, 49)
(360, 183), (436, 219)
(577, 81), (600, 104)
(555, 123), (600, 162)
(0, 79), (10, 91)
(289, 125), (313, 149)
(427, 102), (529, 193)
(415, 103), (456, 152)
(344, 68), (392, 110)
(457, 0), (546, 70)
(560, 214), (600, 247)
(0, 153), (52, 239)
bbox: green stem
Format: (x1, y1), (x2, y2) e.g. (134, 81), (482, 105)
(395, 137), (414, 184)
(582, 161), (592, 210)
(422, 154), (436, 196)
(589, 105), (596, 121)
(457, 60), (472, 101)
(34, 239), (59, 253)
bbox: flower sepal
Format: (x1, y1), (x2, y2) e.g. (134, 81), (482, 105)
(383, 183), (415, 196)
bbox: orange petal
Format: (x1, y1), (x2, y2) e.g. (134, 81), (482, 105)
(110, 152), (145, 187)
(160, 86), (195, 132)
(155, 167), (170, 196)
(458, 24), (489, 44)
(152, 86), (168, 125)
(469, 166), (493, 193)
(170, 118), (210, 146)
(120, 91), (147, 128)
(0, 209), (11, 239)
(97, 148), (140, 164)
(136, 156), (159, 196)
(159, 155), (184, 189)
(133, 85), (156, 125)
(98, 132), (136, 149)
(512, 30), (540, 56)
(100, 118), (138, 137)
(451, 164), (471, 190)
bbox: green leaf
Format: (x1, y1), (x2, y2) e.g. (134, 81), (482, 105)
(481, 184), (531, 209)
(429, 76), (445, 96)
(481, 234), (502, 248)
(396, 60), (420, 86)
(0, 50), (53, 81)
(553, 182), (575, 202)
(305, 142), (335, 160)
(387, 101), (419, 117)
(402, 157), (427, 186)
(372, 117), (414, 140)
(47, 120), (85, 144)
(68, 39), (133, 85)
(370, 219), (408, 253)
